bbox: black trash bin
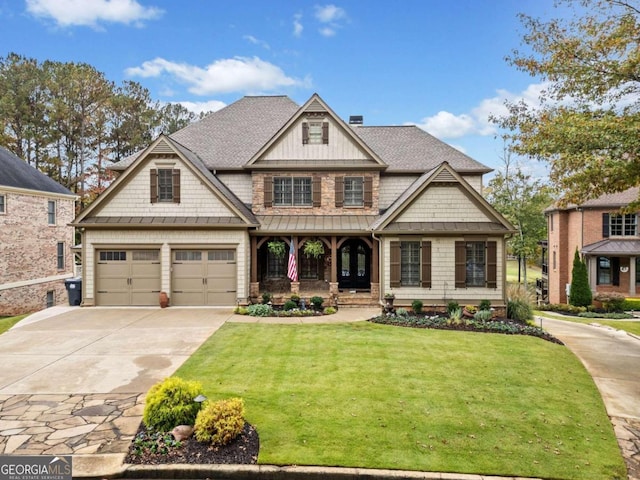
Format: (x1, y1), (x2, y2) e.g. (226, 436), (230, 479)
(64, 277), (82, 306)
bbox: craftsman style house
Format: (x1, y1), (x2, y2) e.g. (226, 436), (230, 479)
(544, 188), (640, 304)
(0, 146), (76, 315)
(73, 94), (514, 309)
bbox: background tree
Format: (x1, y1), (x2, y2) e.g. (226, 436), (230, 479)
(569, 248), (592, 307)
(495, 0), (640, 208)
(485, 145), (554, 286)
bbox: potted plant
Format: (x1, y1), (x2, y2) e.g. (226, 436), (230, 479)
(463, 305), (477, 318)
(384, 292), (395, 307)
(267, 240), (286, 258)
(303, 239), (325, 258)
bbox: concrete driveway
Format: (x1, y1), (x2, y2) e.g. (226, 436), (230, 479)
(0, 307), (232, 394)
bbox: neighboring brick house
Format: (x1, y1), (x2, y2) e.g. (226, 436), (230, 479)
(0, 146), (76, 315)
(543, 187), (640, 304)
(73, 94), (514, 309)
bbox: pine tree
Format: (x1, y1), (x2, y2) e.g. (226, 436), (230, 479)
(569, 248), (592, 307)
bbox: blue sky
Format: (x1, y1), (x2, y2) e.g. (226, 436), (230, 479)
(0, 0), (563, 175)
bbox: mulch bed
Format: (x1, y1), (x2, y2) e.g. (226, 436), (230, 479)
(125, 422), (259, 465)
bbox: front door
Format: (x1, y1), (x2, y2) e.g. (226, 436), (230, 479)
(338, 239), (370, 290)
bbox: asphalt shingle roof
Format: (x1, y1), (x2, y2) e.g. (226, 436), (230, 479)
(111, 96), (492, 174)
(0, 146), (73, 195)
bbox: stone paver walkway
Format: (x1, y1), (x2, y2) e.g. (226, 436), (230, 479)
(0, 393), (143, 456)
(612, 416), (640, 479)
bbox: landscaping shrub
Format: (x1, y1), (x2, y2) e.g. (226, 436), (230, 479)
(622, 298), (640, 311)
(537, 303), (587, 314)
(479, 299), (491, 311)
(507, 299), (532, 322)
(448, 308), (463, 325)
(323, 306), (337, 315)
(411, 299), (423, 315)
(310, 296), (324, 310)
(578, 311), (634, 319)
(233, 306), (248, 315)
(194, 398), (245, 446)
(283, 300), (297, 311)
(473, 309), (492, 322)
(593, 292), (625, 312)
(289, 294), (300, 305)
(247, 304), (274, 317)
(395, 307), (409, 317)
(261, 292), (273, 304)
(143, 377), (204, 432)
(569, 249), (592, 307)
(446, 301), (460, 314)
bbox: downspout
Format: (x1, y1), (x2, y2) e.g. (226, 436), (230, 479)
(372, 231), (382, 304)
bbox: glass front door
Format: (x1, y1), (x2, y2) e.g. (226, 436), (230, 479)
(338, 239), (370, 290)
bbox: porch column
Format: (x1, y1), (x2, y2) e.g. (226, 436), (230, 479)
(588, 256), (597, 291)
(630, 256), (636, 296)
(329, 236), (339, 296)
(249, 236), (259, 300)
(371, 240), (379, 283)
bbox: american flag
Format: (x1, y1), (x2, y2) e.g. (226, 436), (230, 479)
(287, 239), (298, 281)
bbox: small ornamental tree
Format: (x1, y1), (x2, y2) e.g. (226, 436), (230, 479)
(569, 249), (592, 307)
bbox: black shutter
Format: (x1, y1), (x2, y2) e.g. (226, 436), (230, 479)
(150, 169), (158, 203)
(421, 241), (431, 288)
(603, 213), (610, 238)
(322, 122), (329, 144)
(486, 241), (497, 288)
(264, 176), (273, 207)
(172, 169), (181, 203)
(335, 176), (344, 207)
(455, 241), (466, 288)
(302, 122), (309, 144)
(390, 241), (401, 288)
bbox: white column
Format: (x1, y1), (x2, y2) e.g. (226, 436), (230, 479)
(630, 256), (636, 297)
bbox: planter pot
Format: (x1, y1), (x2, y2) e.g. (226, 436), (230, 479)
(160, 291), (170, 308)
(462, 308), (475, 318)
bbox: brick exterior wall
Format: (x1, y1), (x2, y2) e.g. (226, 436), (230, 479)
(252, 171), (380, 216)
(0, 191), (75, 315)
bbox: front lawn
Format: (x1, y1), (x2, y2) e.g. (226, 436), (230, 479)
(175, 322), (625, 479)
(0, 314), (27, 335)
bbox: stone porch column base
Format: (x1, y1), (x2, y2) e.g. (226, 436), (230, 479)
(250, 282), (260, 299)
(290, 281), (300, 294)
(370, 283), (380, 301)
(329, 282), (339, 296)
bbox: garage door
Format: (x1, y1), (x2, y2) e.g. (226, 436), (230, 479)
(96, 250), (161, 306)
(171, 249), (237, 306)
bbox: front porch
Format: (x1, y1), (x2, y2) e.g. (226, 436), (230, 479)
(249, 235), (380, 307)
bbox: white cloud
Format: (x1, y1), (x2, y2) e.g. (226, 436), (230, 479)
(413, 82), (551, 139)
(25, 0), (163, 27)
(243, 35), (270, 50)
(175, 100), (227, 115)
(314, 4), (346, 36)
(125, 56), (308, 95)
(293, 13), (303, 37)
(314, 4), (346, 23)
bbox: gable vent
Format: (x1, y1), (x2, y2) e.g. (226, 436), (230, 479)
(151, 142), (174, 155)
(433, 169), (456, 183)
(306, 99), (327, 113)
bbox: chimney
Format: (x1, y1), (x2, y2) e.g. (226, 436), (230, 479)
(349, 115), (363, 126)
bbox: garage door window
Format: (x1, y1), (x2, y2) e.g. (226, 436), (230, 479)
(208, 250), (235, 261)
(133, 250), (159, 261)
(175, 251), (202, 261)
(100, 251), (126, 261)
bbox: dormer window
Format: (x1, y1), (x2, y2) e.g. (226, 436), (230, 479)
(150, 168), (181, 204)
(302, 120), (328, 145)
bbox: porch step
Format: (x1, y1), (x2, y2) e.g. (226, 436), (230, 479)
(269, 292), (379, 308)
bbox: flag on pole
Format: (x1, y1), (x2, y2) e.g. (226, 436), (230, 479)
(287, 238), (298, 281)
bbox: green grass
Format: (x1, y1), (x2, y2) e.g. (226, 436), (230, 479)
(536, 310), (640, 336)
(0, 314), (27, 335)
(506, 260), (542, 283)
(176, 322), (625, 479)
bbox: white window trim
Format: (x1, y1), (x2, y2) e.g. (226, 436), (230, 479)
(47, 200), (56, 226)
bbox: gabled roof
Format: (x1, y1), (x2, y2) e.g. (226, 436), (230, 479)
(546, 187), (640, 212)
(371, 162), (515, 233)
(245, 93), (385, 168)
(352, 126), (490, 174)
(73, 135), (257, 226)
(110, 95), (493, 174)
(0, 146), (74, 197)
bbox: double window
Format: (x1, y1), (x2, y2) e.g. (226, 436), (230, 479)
(273, 177), (312, 206)
(604, 213), (637, 237)
(150, 168), (181, 203)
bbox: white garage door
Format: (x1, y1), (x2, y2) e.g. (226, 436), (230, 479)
(96, 249), (161, 306)
(171, 249), (237, 306)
